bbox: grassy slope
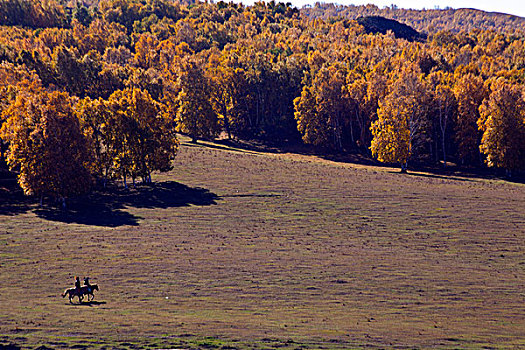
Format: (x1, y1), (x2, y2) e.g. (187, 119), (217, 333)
(1, 137), (524, 349)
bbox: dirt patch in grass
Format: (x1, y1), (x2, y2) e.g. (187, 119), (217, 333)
(1, 137), (524, 349)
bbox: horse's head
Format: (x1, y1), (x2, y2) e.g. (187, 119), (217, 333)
(93, 284), (99, 291)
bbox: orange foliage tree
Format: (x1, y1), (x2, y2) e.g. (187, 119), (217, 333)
(0, 88), (92, 206)
(478, 79), (525, 176)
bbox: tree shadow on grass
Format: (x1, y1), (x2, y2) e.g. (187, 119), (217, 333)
(34, 201), (140, 227)
(0, 178), (33, 216)
(33, 181), (219, 227)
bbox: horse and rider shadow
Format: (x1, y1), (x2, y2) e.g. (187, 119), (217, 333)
(75, 300), (106, 307)
(62, 277), (105, 305)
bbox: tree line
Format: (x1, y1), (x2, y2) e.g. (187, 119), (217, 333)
(1, 0), (525, 204)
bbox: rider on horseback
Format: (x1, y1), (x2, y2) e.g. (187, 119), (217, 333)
(83, 277), (91, 291)
(63, 276), (98, 303)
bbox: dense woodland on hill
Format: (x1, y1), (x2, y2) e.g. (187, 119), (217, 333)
(0, 0), (524, 204)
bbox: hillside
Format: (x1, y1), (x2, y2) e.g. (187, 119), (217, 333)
(1, 138), (524, 349)
(302, 3), (525, 34)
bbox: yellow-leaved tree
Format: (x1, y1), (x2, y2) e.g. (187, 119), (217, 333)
(453, 73), (487, 165)
(370, 63), (431, 172)
(426, 71), (456, 167)
(0, 88), (92, 207)
(294, 64), (350, 150)
(478, 79), (525, 176)
(107, 87), (179, 187)
(345, 69), (370, 149)
(206, 50), (249, 140)
(176, 58), (219, 143)
(75, 96), (119, 187)
(134, 33), (159, 69)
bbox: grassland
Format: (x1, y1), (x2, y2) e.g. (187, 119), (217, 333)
(1, 137), (524, 349)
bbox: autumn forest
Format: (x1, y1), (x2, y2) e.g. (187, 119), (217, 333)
(1, 0), (525, 203)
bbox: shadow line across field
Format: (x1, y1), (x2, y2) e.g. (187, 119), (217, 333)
(388, 170), (478, 182)
(210, 137), (525, 184)
(1, 181), (220, 227)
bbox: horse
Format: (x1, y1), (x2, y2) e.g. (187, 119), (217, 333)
(81, 284), (99, 301)
(62, 287), (84, 304)
(62, 284), (99, 303)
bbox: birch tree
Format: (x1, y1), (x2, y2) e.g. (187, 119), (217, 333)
(478, 79), (525, 176)
(370, 63), (431, 172)
(1, 89), (92, 206)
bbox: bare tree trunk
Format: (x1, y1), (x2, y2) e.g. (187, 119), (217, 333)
(441, 136), (447, 167)
(223, 107), (232, 140)
(332, 111), (343, 150)
(349, 119), (355, 147)
(439, 106), (448, 168)
(104, 167), (109, 188)
(355, 107), (366, 149)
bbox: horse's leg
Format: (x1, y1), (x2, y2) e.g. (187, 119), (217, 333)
(69, 294), (73, 304)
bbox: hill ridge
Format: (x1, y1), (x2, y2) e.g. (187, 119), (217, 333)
(301, 3), (525, 33)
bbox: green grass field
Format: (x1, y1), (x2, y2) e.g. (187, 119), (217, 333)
(1, 137), (524, 349)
